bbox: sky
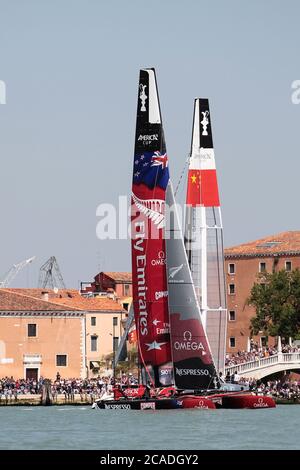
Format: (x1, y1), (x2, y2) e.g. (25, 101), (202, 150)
(0, 0), (299, 288)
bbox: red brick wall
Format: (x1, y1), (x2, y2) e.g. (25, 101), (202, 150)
(92, 273), (132, 297)
(225, 255), (300, 353)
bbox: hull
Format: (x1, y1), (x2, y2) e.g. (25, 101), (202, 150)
(209, 393), (276, 409)
(95, 398), (182, 410)
(94, 392), (275, 410)
(179, 395), (216, 409)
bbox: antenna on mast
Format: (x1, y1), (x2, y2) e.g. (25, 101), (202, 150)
(38, 256), (66, 289)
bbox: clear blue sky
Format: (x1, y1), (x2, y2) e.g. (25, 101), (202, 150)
(0, 0), (299, 287)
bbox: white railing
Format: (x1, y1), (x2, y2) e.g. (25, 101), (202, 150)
(225, 352), (300, 377)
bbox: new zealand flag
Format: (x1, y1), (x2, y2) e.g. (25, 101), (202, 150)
(133, 151), (169, 190)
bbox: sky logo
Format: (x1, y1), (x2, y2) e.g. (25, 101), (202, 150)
(291, 80), (300, 104)
(0, 80), (6, 104)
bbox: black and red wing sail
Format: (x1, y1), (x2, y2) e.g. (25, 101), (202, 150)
(131, 69), (172, 387)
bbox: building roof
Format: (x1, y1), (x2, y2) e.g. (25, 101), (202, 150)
(1, 289), (126, 313)
(0, 289), (79, 312)
(225, 231), (300, 258)
(103, 272), (132, 283)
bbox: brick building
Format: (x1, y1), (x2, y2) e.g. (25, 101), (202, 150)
(81, 271), (132, 311)
(225, 231), (300, 353)
(0, 288), (126, 380)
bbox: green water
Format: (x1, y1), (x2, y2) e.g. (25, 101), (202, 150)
(0, 405), (299, 450)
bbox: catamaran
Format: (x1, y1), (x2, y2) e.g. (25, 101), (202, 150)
(181, 98), (275, 409)
(184, 98), (227, 375)
(95, 70), (275, 410)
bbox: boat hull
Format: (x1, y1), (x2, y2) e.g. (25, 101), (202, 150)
(179, 395), (216, 409)
(210, 393), (276, 409)
(94, 392), (275, 410)
(95, 398), (182, 410)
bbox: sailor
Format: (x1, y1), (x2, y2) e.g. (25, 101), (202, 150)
(233, 372), (241, 384)
(143, 381), (151, 399)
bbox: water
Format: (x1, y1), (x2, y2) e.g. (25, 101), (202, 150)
(0, 405), (299, 450)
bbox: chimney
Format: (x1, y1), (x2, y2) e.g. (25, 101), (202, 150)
(41, 291), (49, 301)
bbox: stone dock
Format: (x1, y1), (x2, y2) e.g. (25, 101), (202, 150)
(0, 394), (97, 406)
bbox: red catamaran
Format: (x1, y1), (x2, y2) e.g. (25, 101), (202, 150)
(95, 70), (275, 410)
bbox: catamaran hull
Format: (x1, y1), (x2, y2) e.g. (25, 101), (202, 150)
(210, 393), (276, 409)
(179, 395), (216, 409)
(95, 396), (216, 410)
(94, 393), (275, 410)
(95, 398), (182, 410)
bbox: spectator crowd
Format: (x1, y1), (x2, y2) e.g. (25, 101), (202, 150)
(1, 372), (300, 402)
(0, 372), (139, 401)
(225, 341), (300, 367)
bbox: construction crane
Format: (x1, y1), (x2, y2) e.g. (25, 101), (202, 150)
(38, 256), (66, 289)
(0, 256), (36, 288)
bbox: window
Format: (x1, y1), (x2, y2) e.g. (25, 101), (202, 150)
(91, 317), (96, 326)
(229, 310), (236, 321)
(260, 336), (268, 347)
(285, 261), (292, 272)
(124, 284), (130, 296)
(28, 324), (37, 337)
(56, 355), (67, 367)
(113, 317), (118, 327)
(91, 335), (98, 352)
(259, 262), (266, 273)
(89, 361), (100, 371)
(228, 284), (235, 295)
(228, 263), (235, 275)
(229, 337), (236, 348)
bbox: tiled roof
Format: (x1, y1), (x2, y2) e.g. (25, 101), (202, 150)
(2, 289), (126, 313)
(103, 272), (132, 282)
(225, 231), (300, 258)
(0, 289), (79, 311)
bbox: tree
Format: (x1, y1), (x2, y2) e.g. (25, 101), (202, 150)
(247, 268), (300, 340)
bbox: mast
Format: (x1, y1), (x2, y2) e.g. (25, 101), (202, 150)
(131, 68), (172, 387)
(184, 98), (227, 374)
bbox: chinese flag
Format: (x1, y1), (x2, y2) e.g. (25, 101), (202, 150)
(186, 169), (220, 207)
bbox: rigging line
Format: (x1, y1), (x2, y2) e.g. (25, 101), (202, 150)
(213, 206), (222, 374)
(174, 153), (191, 197)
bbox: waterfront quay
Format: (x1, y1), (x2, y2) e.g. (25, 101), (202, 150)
(0, 393), (96, 406)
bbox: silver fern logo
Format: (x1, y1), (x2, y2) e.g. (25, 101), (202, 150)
(132, 192), (165, 229)
(169, 264), (184, 279)
(96, 195), (184, 240)
(139, 84), (147, 111)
